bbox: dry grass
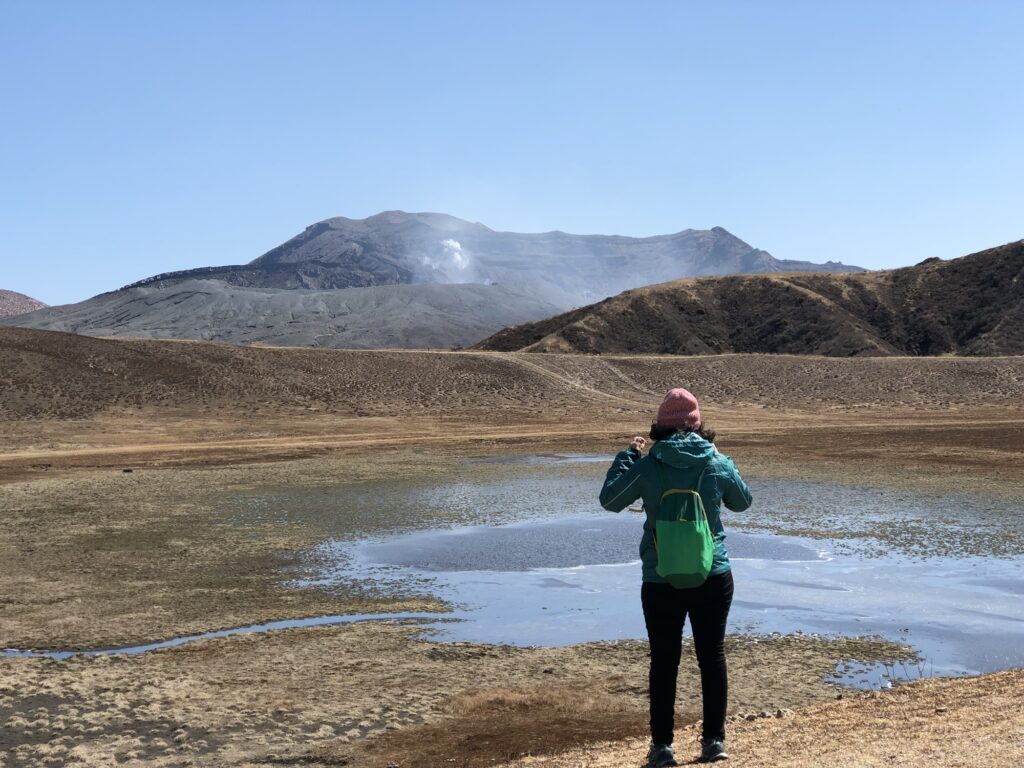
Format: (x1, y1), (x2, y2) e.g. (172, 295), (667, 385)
(476, 240), (1024, 356)
(0, 627), (902, 767)
(3, 326), (1024, 424)
(355, 684), (654, 768)
(499, 669), (1024, 768)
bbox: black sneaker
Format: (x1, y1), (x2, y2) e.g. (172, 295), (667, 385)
(646, 742), (678, 767)
(699, 737), (729, 762)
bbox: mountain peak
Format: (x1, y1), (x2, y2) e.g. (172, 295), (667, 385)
(6, 214), (867, 351)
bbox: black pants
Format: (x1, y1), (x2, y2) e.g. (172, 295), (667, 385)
(641, 570), (734, 746)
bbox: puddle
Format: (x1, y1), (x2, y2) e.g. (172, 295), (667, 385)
(727, 479), (1024, 559)
(305, 515), (1023, 680)
(225, 460), (1024, 560)
(467, 453), (613, 465)
(359, 515), (823, 572)
(224, 465), (608, 537)
(829, 658), (939, 689)
(293, 455), (1024, 681)
(1, 613), (440, 661)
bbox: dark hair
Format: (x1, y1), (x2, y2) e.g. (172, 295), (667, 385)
(649, 421), (717, 444)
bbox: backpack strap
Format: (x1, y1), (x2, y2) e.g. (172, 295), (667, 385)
(651, 457), (712, 543)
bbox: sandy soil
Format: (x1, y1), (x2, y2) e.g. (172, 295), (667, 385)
(0, 622), (907, 767)
(1, 336), (1022, 766)
(498, 669), (1024, 768)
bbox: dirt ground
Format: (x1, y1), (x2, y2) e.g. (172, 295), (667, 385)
(497, 668), (1024, 768)
(0, 622), (909, 767)
(1, 335), (1022, 766)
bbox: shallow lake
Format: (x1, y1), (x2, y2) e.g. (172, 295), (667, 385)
(297, 453), (1024, 682)
(9, 452), (1020, 683)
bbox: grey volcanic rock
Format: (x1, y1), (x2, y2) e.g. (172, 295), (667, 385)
(3, 280), (561, 349)
(121, 211), (862, 307)
(0, 290), (46, 318)
(6, 211), (863, 349)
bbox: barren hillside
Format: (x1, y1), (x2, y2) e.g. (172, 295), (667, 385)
(0, 289), (46, 318)
(2, 327), (1023, 422)
(119, 211), (861, 304)
(0, 211), (862, 350)
(477, 240), (1024, 356)
(0, 281), (559, 350)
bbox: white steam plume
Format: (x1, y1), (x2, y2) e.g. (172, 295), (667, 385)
(440, 239), (470, 270)
(420, 239), (492, 284)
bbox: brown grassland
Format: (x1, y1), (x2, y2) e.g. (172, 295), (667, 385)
(0, 328), (1022, 766)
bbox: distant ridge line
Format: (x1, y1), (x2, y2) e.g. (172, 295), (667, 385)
(474, 239), (1024, 357)
(7, 210), (866, 350)
(117, 265), (249, 293)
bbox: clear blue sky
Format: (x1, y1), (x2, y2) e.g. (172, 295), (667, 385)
(3, 1), (1022, 305)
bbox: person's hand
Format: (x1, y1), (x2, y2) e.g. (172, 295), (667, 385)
(629, 436), (647, 454)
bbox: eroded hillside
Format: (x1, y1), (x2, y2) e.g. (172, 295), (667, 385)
(477, 240), (1024, 356)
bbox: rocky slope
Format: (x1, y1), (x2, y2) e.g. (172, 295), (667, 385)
(0, 290), (46, 318)
(119, 211), (861, 308)
(1, 281), (560, 350)
(3, 211), (861, 349)
(476, 240), (1024, 356)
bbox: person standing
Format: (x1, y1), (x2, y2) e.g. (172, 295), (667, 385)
(600, 388), (752, 766)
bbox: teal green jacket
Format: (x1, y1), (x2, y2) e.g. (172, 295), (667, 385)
(599, 432), (752, 583)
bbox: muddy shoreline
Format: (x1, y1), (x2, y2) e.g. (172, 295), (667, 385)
(1, 426), (1019, 652)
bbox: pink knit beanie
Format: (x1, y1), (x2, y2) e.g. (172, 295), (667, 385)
(655, 388), (701, 430)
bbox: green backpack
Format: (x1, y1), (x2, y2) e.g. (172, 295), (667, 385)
(653, 459), (714, 589)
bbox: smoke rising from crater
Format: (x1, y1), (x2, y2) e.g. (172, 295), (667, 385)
(440, 239), (469, 270)
(420, 239), (491, 284)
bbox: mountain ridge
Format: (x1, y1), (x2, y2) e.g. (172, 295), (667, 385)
(475, 239), (1024, 357)
(6, 211), (863, 350)
(119, 211), (861, 304)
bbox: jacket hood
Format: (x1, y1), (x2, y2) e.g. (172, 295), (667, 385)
(649, 431), (715, 469)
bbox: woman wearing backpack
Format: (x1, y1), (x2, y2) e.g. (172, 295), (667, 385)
(600, 388), (752, 766)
